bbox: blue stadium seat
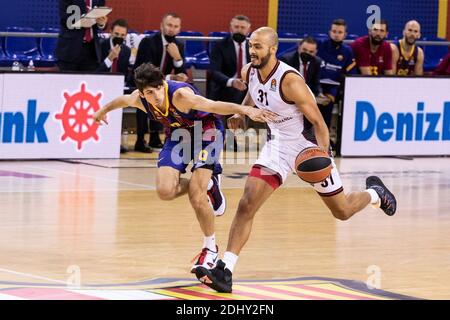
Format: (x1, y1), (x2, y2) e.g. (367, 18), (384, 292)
(39, 27), (58, 67)
(4, 27), (42, 66)
(347, 34), (359, 40)
(314, 33), (328, 41)
(0, 30), (9, 67)
(0, 39), (8, 67)
(207, 31), (229, 54)
(422, 37), (450, 72)
(179, 31), (207, 69)
(277, 32), (299, 57)
(144, 30), (158, 36)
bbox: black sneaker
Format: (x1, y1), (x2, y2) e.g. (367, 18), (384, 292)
(134, 140), (153, 153)
(366, 176), (397, 216)
(149, 136), (164, 150)
(195, 259), (233, 293)
(207, 174), (226, 216)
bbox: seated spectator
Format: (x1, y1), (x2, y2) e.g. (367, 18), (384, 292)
(97, 19), (131, 76)
(280, 37), (324, 97)
(317, 18), (356, 128)
(392, 20), (424, 75)
(351, 20), (394, 75)
(433, 52), (450, 75)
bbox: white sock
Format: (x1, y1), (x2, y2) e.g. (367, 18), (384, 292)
(203, 234), (216, 251)
(365, 188), (380, 206)
(207, 178), (213, 191)
(222, 251), (238, 273)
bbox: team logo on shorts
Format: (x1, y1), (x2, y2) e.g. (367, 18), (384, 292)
(337, 55), (344, 61)
(270, 79), (277, 91)
(55, 83), (102, 150)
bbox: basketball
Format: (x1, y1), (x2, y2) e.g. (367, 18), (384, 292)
(295, 147), (332, 183)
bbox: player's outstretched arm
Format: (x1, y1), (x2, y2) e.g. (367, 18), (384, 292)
(227, 63), (256, 129)
(93, 90), (146, 125)
(227, 91), (254, 130)
(172, 87), (277, 123)
(281, 73), (330, 151)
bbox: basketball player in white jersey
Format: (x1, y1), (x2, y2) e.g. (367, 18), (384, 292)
(195, 27), (397, 293)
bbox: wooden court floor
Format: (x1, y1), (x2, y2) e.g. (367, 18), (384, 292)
(0, 154), (449, 299)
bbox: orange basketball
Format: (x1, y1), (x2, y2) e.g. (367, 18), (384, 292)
(295, 147), (332, 183)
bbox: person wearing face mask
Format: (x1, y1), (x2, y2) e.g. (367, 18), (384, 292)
(280, 37), (324, 97)
(132, 13), (188, 153)
(350, 20), (394, 75)
(392, 20), (424, 76)
(97, 19), (131, 75)
(316, 19), (356, 129)
(208, 15), (251, 104)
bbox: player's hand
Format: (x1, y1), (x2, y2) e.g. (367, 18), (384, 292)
(107, 45), (121, 61)
(172, 73), (188, 82)
(245, 107), (278, 123)
(166, 43), (182, 61)
(232, 79), (247, 91)
(227, 114), (245, 130)
(93, 110), (108, 125)
(315, 93), (331, 106)
(96, 16), (108, 28)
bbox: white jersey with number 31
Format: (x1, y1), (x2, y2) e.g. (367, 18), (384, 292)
(246, 60), (316, 142)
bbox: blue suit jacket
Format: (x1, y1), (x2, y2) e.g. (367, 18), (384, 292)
(55, 0), (106, 63)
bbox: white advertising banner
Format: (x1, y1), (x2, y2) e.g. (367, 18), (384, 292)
(0, 73), (124, 159)
(341, 76), (450, 156)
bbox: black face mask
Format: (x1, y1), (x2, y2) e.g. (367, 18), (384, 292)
(300, 52), (314, 64)
(232, 33), (246, 43)
(112, 37), (124, 46)
(164, 34), (176, 43)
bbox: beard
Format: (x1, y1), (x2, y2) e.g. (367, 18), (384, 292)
(251, 51), (272, 69)
(405, 36), (416, 46)
(370, 35), (384, 46)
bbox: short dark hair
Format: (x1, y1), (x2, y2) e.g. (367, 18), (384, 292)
(111, 18), (128, 31)
(331, 18), (347, 29)
(163, 12), (181, 20)
(134, 63), (164, 92)
(299, 36), (317, 46)
(372, 19), (389, 31)
(379, 19), (389, 31)
(232, 15), (251, 24)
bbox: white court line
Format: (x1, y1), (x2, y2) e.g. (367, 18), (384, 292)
(0, 267), (67, 285)
(23, 164), (155, 190)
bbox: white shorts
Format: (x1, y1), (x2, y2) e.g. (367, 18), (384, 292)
(254, 137), (344, 196)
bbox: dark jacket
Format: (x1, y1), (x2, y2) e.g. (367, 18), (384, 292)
(208, 35), (250, 101)
(133, 32), (186, 75)
(55, 0), (105, 63)
(280, 50), (323, 96)
(96, 38), (130, 75)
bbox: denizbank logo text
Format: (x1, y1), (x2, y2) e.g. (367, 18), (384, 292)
(0, 100), (49, 143)
(354, 101), (450, 142)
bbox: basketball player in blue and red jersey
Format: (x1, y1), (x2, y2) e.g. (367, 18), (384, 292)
(93, 62), (276, 274)
(392, 20), (424, 76)
(195, 27), (397, 293)
(351, 20), (394, 75)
